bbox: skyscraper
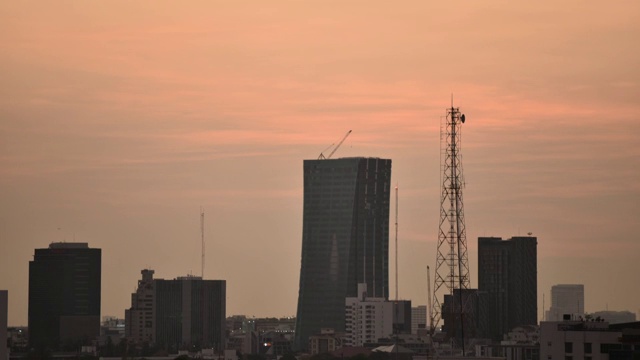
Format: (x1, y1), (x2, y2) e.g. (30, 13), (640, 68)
(294, 157), (392, 350)
(125, 270), (226, 353)
(1, 290), (7, 360)
(477, 236), (537, 341)
(28, 242), (101, 350)
(546, 284), (584, 321)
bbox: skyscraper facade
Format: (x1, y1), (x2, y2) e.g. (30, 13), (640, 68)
(546, 284), (584, 321)
(294, 157), (392, 350)
(477, 236), (537, 341)
(28, 242), (101, 350)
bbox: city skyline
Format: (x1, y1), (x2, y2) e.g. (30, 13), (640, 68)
(1, 1), (639, 326)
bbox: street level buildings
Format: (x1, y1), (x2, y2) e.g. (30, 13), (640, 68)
(478, 236), (537, 341)
(28, 242), (101, 350)
(125, 270), (226, 353)
(546, 284), (584, 321)
(540, 320), (640, 360)
(294, 157), (392, 350)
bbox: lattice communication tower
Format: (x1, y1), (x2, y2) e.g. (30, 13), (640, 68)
(430, 103), (470, 332)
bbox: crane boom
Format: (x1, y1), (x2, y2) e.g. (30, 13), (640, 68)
(427, 265), (433, 334)
(327, 130), (352, 159)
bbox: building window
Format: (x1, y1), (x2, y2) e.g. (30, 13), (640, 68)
(565, 342), (573, 354)
(584, 343), (592, 354)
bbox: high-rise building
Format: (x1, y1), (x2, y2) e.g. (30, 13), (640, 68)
(345, 283), (393, 347)
(125, 271), (226, 353)
(477, 236), (537, 341)
(28, 242), (101, 350)
(1, 290), (7, 360)
(294, 157), (392, 350)
(125, 269), (155, 344)
(545, 284), (584, 321)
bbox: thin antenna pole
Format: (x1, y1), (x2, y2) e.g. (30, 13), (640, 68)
(395, 184), (399, 301)
(201, 207), (205, 278)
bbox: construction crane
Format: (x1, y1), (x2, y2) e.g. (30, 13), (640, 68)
(318, 130), (352, 159)
(427, 265), (433, 334)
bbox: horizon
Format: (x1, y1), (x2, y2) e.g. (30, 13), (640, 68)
(1, 1), (639, 326)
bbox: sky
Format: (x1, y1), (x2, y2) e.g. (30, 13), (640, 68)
(1, 1), (639, 326)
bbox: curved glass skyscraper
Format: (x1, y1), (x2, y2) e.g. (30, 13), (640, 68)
(294, 157), (391, 350)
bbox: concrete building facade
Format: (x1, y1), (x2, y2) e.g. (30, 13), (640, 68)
(125, 269), (155, 344)
(478, 236), (537, 341)
(295, 157), (392, 350)
(309, 328), (342, 355)
(125, 271), (226, 353)
(546, 284), (584, 321)
(540, 320), (640, 360)
(28, 242), (101, 350)
(345, 283), (393, 347)
(411, 306), (427, 335)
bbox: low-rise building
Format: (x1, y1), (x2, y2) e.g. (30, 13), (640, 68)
(540, 319), (640, 360)
(309, 328), (343, 355)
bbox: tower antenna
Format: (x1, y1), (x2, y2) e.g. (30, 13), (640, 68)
(395, 184), (399, 301)
(431, 100), (470, 352)
(201, 207), (205, 278)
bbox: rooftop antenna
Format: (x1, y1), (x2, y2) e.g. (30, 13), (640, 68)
(201, 207), (205, 278)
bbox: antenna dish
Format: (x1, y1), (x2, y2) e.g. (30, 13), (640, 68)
(461, 114), (466, 123)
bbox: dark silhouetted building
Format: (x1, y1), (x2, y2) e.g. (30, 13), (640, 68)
(28, 242), (101, 350)
(125, 271), (226, 353)
(393, 300), (413, 335)
(1, 290), (7, 360)
(295, 157), (392, 350)
(478, 236), (537, 341)
(442, 288), (479, 343)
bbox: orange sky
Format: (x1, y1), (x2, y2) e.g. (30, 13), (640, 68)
(1, 1), (639, 325)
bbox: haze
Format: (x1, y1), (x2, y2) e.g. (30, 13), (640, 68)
(1, 1), (639, 326)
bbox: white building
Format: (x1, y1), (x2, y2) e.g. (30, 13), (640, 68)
(345, 283), (393, 347)
(540, 320), (640, 360)
(411, 305), (427, 335)
(546, 284), (584, 321)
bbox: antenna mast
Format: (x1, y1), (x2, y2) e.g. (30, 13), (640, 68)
(431, 101), (470, 350)
(201, 208), (205, 278)
(395, 184), (399, 301)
